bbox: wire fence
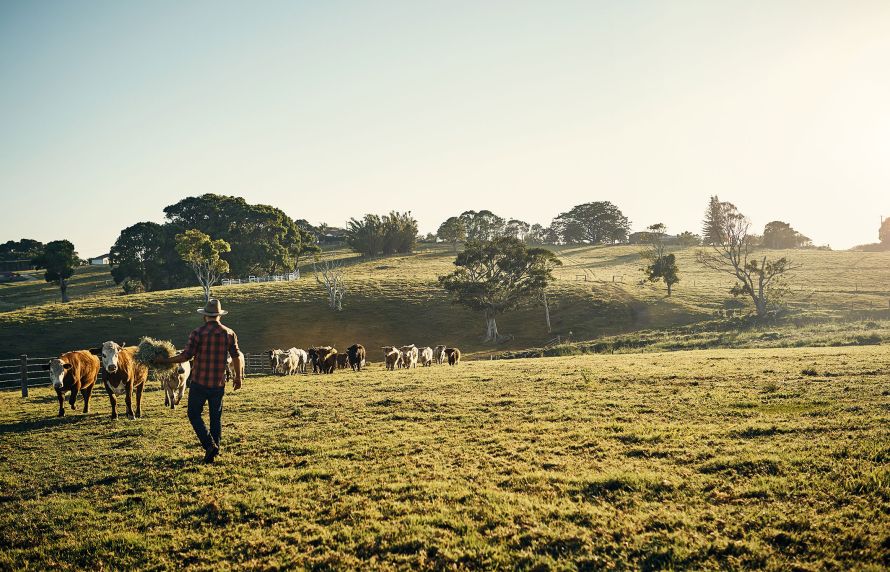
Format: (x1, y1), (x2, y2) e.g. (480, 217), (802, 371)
(0, 352), (276, 396)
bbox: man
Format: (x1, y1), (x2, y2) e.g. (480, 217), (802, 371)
(157, 298), (242, 463)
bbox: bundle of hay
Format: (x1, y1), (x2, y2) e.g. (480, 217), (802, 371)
(135, 337), (178, 374)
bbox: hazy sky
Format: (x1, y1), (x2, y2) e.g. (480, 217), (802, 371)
(2, 0), (889, 257)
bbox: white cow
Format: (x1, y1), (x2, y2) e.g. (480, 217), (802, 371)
(400, 344), (419, 369)
(162, 360), (190, 409)
(419, 347), (434, 367)
(289, 348), (308, 374)
(226, 350), (245, 382)
(268, 349), (286, 375)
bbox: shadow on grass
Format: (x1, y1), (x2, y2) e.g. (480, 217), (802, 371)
(0, 414), (89, 435)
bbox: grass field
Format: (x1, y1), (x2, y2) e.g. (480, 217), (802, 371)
(0, 347), (887, 570)
(1, 245), (889, 361)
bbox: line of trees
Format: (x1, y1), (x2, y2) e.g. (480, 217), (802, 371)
(345, 211), (418, 257)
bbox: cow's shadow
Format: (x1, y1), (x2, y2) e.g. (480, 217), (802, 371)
(0, 414), (88, 435)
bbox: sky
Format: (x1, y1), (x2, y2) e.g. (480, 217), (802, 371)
(1, 0), (889, 257)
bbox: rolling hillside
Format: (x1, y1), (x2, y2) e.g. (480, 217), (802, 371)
(1, 245), (889, 361)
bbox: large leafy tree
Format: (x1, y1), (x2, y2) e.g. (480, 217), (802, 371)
(0, 239), (44, 262)
(346, 214), (384, 256)
(552, 201), (630, 244)
(459, 210), (506, 241)
(439, 236), (561, 342)
(881, 218), (890, 248)
(164, 194), (309, 277)
(346, 211), (417, 256)
(762, 221), (812, 249)
(696, 208), (798, 317)
(701, 196), (738, 246)
(175, 230), (231, 303)
(437, 217), (467, 251)
(109, 222), (179, 291)
(32, 240), (78, 302)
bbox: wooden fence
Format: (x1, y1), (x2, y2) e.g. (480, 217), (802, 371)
(0, 352), (275, 396)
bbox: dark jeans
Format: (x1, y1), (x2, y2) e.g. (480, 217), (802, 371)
(187, 384), (225, 452)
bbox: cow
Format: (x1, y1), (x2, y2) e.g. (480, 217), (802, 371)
(42, 350), (100, 417)
(283, 347), (304, 375)
(290, 348), (309, 374)
(400, 344), (419, 369)
(307, 346), (333, 374)
(445, 347), (461, 366)
(226, 350), (245, 382)
(382, 346), (402, 371)
(161, 360), (190, 410)
(336, 353), (350, 370)
(434, 345), (447, 365)
(91, 341), (148, 420)
(419, 347), (434, 367)
(267, 349), (286, 375)
(320, 348), (338, 374)
(347, 344), (366, 371)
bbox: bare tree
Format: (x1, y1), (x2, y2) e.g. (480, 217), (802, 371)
(696, 209), (798, 317)
(314, 257), (346, 311)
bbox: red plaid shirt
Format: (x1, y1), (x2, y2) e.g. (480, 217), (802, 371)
(182, 321), (241, 389)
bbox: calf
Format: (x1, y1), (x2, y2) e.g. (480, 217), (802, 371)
(308, 346), (333, 374)
(226, 350), (245, 382)
(321, 348), (338, 374)
(267, 349), (285, 375)
(347, 344), (366, 371)
(382, 346), (402, 371)
(336, 353), (350, 370)
(419, 347), (434, 367)
(445, 347), (461, 366)
(161, 360), (190, 410)
(400, 344), (419, 369)
(91, 341), (148, 420)
(42, 350), (100, 417)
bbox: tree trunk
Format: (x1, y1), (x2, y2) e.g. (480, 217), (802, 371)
(202, 281), (211, 303)
(666, 282), (672, 296)
(484, 313), (499, 342)
(543, 292), (552, 332)
(60, 278), (70, 303)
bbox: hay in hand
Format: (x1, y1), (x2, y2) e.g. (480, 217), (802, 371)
(135, 337), (178, 372)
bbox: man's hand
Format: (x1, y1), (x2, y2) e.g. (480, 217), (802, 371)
(233, 377), (242, 391)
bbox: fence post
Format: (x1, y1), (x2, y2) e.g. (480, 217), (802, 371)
(20, 354), (28, 398)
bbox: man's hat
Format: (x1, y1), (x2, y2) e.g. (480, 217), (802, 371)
(197, 298), (228, 316)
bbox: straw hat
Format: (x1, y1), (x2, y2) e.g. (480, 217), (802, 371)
(197, 298), (228, 316)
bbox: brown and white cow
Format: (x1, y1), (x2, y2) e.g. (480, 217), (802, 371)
(161, 360), (190, 410)
(91, 341), (148, 420)
(400, 345), (419, 369)
(382, 346), (401, 370)
(419, 347), (434, 367)
(42, 350), (101, 417)
(321, 348), (339, 374)
(445, 347), (461, 366)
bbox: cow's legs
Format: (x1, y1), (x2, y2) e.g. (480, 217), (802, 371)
(164, 386), (170, 407)
(69, 382), (79, 409)
(106, 381), (118, 419)
(134, 383), (144, 418)
(175, 385), (184, 406)
(56, 389), (65, 417)
(125, 382), (135, 419)
(82, 385), (93, 414)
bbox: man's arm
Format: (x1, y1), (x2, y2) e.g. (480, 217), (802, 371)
(229, 332), (243, 390)
(156, 331), (198, 365)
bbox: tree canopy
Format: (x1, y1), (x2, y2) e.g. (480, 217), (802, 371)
(0, 239), (44, 262)
(32, 240), (78, 302)
(346, 211), (417, 256)
(459, 210), (506, 242)
(175, 229), (231, 303)
(762, 221), (812, 249)
(551, 201), (630, 244)
(437, 217), (467, 251)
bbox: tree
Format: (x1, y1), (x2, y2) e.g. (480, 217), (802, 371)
(438, 237), (561, 342)
(640, 224), (680, 296)
(881, 218), (890, 248)
(676, 231), (702, 247)
(504, 219), (531, 241)
(696, 209), (798, 317)
(175, 230), (231, 303)
(459, 210), (506, 241)
(762, 221), (812, 249)
(381, 211), (418, 255)
(32, 240), (78, 302)
(109, 222), (174, 292)
(701, 196), (738, 245)
(314, 257), (346, 311)
(437, 217), (467, 251)
(0, 239), (44, 262)
(346, 212), (417, 256)
(551, 201), (630, 244)
(525, 224), (548, 245)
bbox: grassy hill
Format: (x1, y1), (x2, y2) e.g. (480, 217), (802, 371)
(1, 347), (887, 569)
(1, 245), (889, 361)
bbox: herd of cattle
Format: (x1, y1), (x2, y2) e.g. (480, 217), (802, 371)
(266, 344), (461, 375)
(41, 341), (461, 420)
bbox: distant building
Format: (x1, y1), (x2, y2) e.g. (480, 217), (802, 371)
(89, 254), (111, 265)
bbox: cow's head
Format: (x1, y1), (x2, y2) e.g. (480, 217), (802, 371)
(93, 341), (125, 373)
(43, 358), (71, 389)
